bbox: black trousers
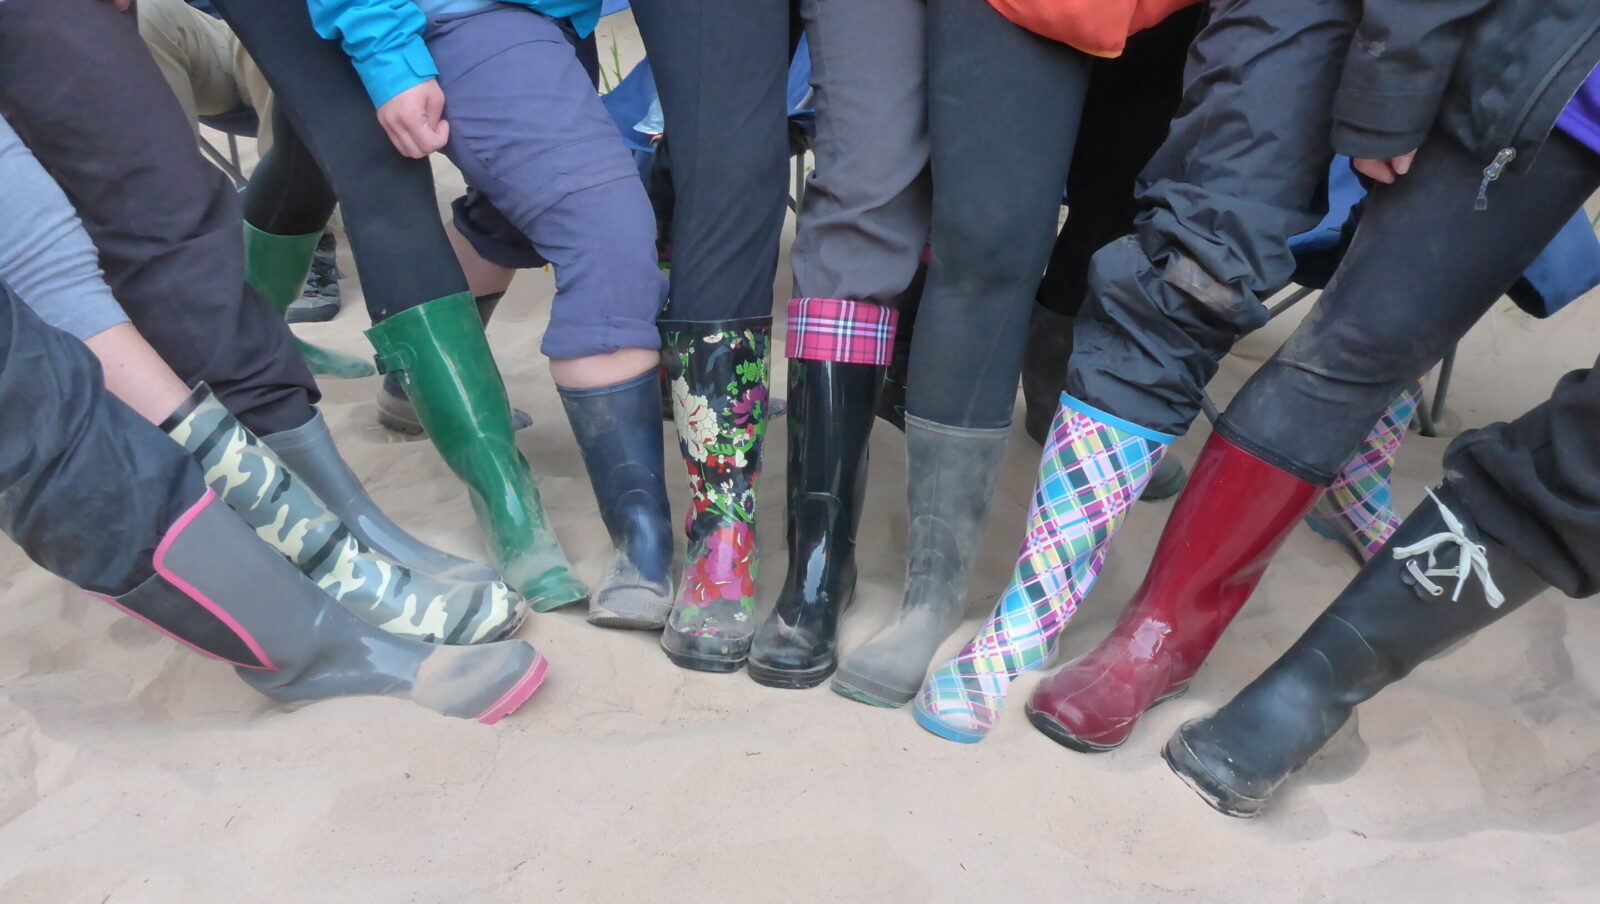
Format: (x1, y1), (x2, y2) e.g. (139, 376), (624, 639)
(1035, 5), (1199, 318)
(906, 0), (1093, 429)
(0, 280), (205, 596)
(0, 0), (317, 435)
(1067, 0), (1358, 436)
(210, 0), (468, 321)
(630, 0), (796, 322)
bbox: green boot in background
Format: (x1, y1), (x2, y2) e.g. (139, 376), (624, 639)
(366, 293), (587, 610)
(244, 223), (376, 379)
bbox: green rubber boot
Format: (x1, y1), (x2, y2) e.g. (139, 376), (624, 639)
(244, 223), (376, 379)
(366, 293), (587, 610)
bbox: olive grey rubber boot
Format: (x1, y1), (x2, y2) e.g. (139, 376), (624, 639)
(262, 410), (501, 584)
(115, 489), (547, 723)
(831, 415), (1008, 707)
(164, 386), (527, 644)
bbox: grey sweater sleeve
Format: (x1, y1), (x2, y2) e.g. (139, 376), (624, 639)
(0, 115), (130, 340)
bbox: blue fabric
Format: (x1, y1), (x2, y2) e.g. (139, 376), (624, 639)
(1287, 156), (1600, 314)
(309, 0), (603, 107)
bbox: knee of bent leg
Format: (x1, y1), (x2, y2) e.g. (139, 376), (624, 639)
(540, 179), (669, 360)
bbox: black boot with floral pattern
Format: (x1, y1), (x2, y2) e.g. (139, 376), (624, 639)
(658, 317), (772, 671)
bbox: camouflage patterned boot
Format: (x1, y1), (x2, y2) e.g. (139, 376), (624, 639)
(163, 385), (527, 644)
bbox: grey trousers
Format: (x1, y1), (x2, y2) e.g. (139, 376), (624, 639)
(789, 0), (930, 306)
(1066, 0), (1360, 436)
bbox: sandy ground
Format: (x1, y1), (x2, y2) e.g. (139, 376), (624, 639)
(4, 14), (1600, 903)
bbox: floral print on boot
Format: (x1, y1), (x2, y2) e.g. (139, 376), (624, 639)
(659, 318), (771, 672)
(914, 394), (1172, 742)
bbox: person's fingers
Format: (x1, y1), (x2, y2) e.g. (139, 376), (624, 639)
(1353, 157), (1395, 184)
(111, 0), (133, 11)
(1393, 150), (1417, 176)
(430, 119), (450, 153)
(383, 115), (423, 159)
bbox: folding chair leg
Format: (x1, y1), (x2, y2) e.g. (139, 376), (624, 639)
(1421, 343), (1457, 437)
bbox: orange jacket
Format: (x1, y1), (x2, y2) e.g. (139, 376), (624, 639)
(987, 0), (1201, 58)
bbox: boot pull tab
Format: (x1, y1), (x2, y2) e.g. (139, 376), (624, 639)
(1391, 489), (1506, 607)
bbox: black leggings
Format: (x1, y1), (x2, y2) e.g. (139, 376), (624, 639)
(210, 0), (467, 322)
(629, 0), (798, 322)
(1221, 129), (1600, 485)
(1035, 5), (1198, 318)
(905, 0), (1093, 428)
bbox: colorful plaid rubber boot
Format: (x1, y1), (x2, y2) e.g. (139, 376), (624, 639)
(913, 393), (1173, 742)
(1025, 430), (1322, 753)
(1305, 382), (1425, 562)
(658, 317), (771, 672)
(750, 298), (894, 688)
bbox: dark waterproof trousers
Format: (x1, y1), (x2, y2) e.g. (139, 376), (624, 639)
(629, 0), (797, 322)
(1066, 0), (1359, 436)
(1215, 129), (1600, 595)
(210, 0), (469, 322)
(0, 280), (204, 596)
(0, 0), (318, 435)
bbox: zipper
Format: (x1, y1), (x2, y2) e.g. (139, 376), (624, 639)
(1474, 12), (1600, 210)
(1474, 148), (1516, 211)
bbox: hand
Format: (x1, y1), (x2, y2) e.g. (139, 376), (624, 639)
(376, 80), (449, 159)
(106, 0), (133, 10)
(1352, 150), (1417, 185)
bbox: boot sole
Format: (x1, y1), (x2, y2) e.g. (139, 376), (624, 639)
(830, 670), (917, 709)
(588, 610), (669, 630)
(747, 656), (836, 690)
(475, 651), (550, 725)
(1161, 730), (1267, 818)
(662, 647), (746, 673)
(912, 697), (987, 744)
(1303, 510), (1370, 566)
(1023, 683), (1190, 754)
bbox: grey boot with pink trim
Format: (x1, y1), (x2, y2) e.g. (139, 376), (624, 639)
(112, 489), (547, 723)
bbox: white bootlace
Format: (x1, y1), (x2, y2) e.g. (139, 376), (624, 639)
(1389, 489), (1506, 608)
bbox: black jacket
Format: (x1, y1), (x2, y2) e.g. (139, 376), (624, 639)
(1333, 0), (1600, 192)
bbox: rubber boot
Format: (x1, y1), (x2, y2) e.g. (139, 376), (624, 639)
(558, 369), (675, 630)
(1165, 485), (1545, 816)
(1022, 302), (1187, 500)
(1025, 430), (1323, 753)
(243, 223), (376, 379)
(832, 415), (1008, 706)
(1305, 381), (1425, 562)
(914, 394), (1173, 742)
(261, 409), (501, 584)
(376, 293), (532, 437)
(876, 263), (925, 432)
(366, 293), (587, 610)
(285, 232), (344, 324)
(164, 385), (526, 643)
(106, 488), (547, 722)
(658, 317), (771, 672)
(749, 360), (880, 688)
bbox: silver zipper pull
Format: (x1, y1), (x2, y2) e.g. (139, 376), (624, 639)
(1475, 148), (1517, 211)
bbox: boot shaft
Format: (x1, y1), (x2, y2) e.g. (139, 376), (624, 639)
(903, 414), (1010, 607)
(242, 224), (322, 316)
(1111, 430), (1322, 671)
(557, 369), (672, 552)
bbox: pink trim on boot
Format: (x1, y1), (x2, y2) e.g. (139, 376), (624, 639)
(785, 298), (898, 366)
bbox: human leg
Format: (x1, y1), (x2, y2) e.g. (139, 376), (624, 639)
(1026, 128), (1600, 754)
(749, 0), (930, 687)
(631, 0), (793, 668)
(0, 0), (319, 436)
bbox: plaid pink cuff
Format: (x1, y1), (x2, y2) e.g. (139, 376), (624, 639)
(785, 297), (899, 366)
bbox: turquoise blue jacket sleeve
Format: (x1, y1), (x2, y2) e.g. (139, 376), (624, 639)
(308, 0), (439, 108)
